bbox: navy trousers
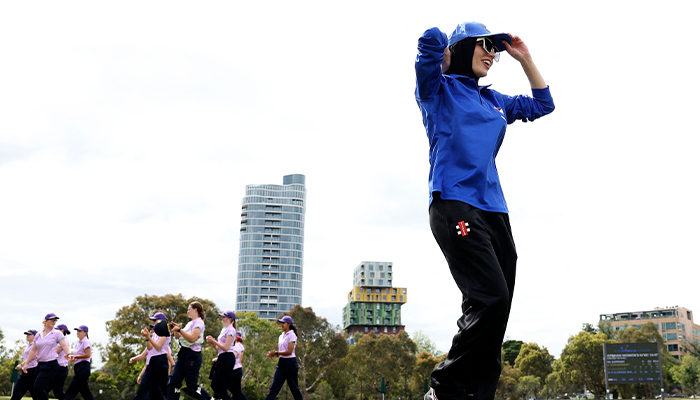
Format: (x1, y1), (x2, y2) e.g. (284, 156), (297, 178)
(64, 361), (94, 400)
(167, 348), (211, 400)
(33, 361), (60, 400)
(211, 353), (247, 400)
(10, 367), (37, 400)
(134, 354), (169, 400)
(429, 196), (517, 400)
(51, 365), (68, 400)
(264, 358), (302, 400)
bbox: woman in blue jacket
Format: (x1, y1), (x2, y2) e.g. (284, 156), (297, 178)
(415, 22), (554, 400)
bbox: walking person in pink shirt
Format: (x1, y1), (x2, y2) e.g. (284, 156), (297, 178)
(167, 301), (212, 400)
(10, 329), (38, 400)
(231, 332), (248, 400)
(263, 316), (302, 400)
(131, 312), (172, 400)
(64, 325), (94, 400)
(50, 324), (71, 400)
(21, 313), (70, 400)
(206, 310), (245, 400)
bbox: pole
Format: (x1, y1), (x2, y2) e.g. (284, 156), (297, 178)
(657, 342), (664, 400)
(603, 343), (610, 399)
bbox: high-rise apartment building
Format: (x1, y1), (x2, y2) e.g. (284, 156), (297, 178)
(236, 174), (306, 320)
(342, 261), (407, 336)
(600, 305), (700, 359)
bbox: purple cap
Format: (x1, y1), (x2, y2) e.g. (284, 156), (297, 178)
(219, 310), (236, 320)
(149, 324), (155, 329)
(44, 313), (59, 320)
(56, 324), (70, 334)
(149, 312), (167, 321)
(236, 331), (242, 337)
(277, 316), (293, 324)
(24, 329), (38, 335)
(447, 22), (512, 52)
(74, 325), (89, 333)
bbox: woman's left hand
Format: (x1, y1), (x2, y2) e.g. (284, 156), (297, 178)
(266, 350), (277, 358)
(503, 34), (532, 63)
(140, 328), (150, 338)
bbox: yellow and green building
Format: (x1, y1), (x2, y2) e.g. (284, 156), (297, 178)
(342, 261), (407, 336)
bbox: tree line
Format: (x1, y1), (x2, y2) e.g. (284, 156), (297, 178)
(1, 294), (699, 399)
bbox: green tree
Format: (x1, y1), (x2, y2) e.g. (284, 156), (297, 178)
(514, 342), (554, 384)
(559, 331), (613, 395)
(344, 331), (417, 400)
(671, 354), (700, 396)
(503, 340), (524, 366)
(101, 293), (222, 399)
(287, 306), (349, 398)
(411, 350), (441, 395)
(517, 375), (542, 399)
(597, 320), (615, 340)
(616, 322), (674, 399)
(496, 362), (523, 400)
(412, 330), (443, 357)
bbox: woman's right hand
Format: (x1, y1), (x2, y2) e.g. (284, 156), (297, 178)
(205, 336), (216, 346)
(441, 46), (451, 73)
(129, 357), (136, 364)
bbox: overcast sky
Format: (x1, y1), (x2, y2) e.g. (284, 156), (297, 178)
(1, 1), (699, 366)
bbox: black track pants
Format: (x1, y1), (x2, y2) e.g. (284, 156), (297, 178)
(429, 196), (517, 400)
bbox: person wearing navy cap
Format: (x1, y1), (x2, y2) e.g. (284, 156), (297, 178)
(64, 325), (94, 400)
(51, 324), (71, 400)
(10, 330), (39, 400)
(22, 313), (70, 400)
(130, 312), (171, 400)
(205, 310), (242, 400)
(415, 21), (555, 400)
(263, 315), (301, 400)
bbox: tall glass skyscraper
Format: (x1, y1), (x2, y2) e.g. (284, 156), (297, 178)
(236, 174), (306, 320)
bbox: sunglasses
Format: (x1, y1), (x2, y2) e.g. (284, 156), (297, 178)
(476, 38), (500, 62)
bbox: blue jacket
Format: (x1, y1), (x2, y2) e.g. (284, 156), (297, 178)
(415, 27), (555, 213)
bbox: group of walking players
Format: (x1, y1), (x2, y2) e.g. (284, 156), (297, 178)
(13, 303), (303, 400)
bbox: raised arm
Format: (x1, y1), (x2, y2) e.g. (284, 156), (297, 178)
(415, 27), (448, 100)
(502, 34), (546, 89)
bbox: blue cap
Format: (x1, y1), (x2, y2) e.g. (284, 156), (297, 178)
(75, 325), (89, 333)
(56, 324), (70, 334)
(448, 22), (512, 52)
(149, 312), (167, 321)
(218, 310), (236, 320)
(277, 316), (293, 324)
(44, 313), (59, 320)
(24, 329), (38, 335)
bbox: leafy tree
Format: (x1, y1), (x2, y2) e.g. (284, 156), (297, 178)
(503, 340), (524, 366)
(412, 330), (443, 357)
(344, 331), (417, 400)
(411, 350), (441, 395)
(101, 293), (222, 399)
(559, 331), (613, 395)
(517, 375), (542, 399)
(514, 342), (554, 384)
(496, 362), (522, 400)
(287, 306), (349, 398)
(582, 323), (598, 334)
(597, 320), (615, 340)
(671, 354), (700, 396)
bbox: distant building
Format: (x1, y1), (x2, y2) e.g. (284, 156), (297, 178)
(342, 261), (407, 336)
(600, 306), (700, 359)
(236, 174), (306, 320)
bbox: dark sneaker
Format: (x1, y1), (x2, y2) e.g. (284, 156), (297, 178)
(425, 388), (438, 400)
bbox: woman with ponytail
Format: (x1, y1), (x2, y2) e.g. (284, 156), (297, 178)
(167, 301), (211, 400)
(206, 310), (243, 400)
(263, 315), (301, 400)
(51, 324), (71, 400)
